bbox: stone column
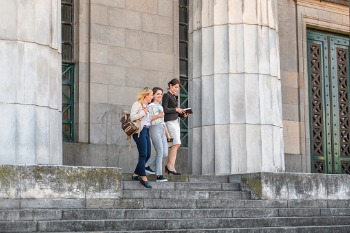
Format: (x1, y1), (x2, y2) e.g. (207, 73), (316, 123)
(189, 0), (284, 174)
(0, 0), (62, 165)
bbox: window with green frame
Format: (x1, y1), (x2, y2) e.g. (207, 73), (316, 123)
(179, 0), (189, 147)
(61, 0), (74, 142)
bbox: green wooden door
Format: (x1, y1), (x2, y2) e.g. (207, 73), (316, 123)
(307, 30), (350, 174)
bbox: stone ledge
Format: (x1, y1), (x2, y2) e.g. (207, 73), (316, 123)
(230, 172), (350, 200)
(0, 165), (122, 199)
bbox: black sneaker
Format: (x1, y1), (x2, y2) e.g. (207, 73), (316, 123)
(145, 166), (155, 174)
(156, 175), (168, 182)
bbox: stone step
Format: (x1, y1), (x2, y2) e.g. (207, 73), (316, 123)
(122, 174), (232, 183)
(122, 174), (189, 182)
(122, 181), (241, 191)
(1, 224), (350, 233)
(2, 208), (349, 221)
(0, 221), (37, 232)
(188, 175), (230, 183)
(99, 225), (350, 233)
(3, 199), (346, 210)
(4, 216), (349, 232)
(121, 190), (250, 200)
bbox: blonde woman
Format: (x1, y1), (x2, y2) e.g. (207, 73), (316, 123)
(130, 87), (153, 188)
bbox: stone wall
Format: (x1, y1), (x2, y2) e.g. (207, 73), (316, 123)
(277, 0), (301, 172)
(231, 172), (350, 200)
(0, 0), (62, 165)
(64, 0), (183, 172)
(0, 165), (121, 199)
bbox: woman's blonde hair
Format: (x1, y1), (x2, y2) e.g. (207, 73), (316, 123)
(136, 87), (152, 103)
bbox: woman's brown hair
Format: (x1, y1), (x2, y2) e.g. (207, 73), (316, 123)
(167, 78), (180, 88)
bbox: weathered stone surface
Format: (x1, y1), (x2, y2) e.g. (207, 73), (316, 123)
(0, 165), (121, 199)
(63, 209), (124, 220)
(0, 209), (63, 221)
(20, 166), (86, 199)
(86, 198), (143, 209)
(0, 165), (21, 199)
(326, 174), (350, 199)
(21, 198), (85, 209)
(85, 167), (121, 198)
(38, 220), (105, 232)
(143, 199), (196, 209)
(196, 200), (245, 209)
(0, 199), (20, 209)
(232, 172), (350, 200)
(0, 221), (37, 233)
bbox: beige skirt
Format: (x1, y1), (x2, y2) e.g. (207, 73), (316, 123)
(165, 119), (181, 146)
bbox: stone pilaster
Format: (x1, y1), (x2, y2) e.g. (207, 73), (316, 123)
(0, 1), (62, 165)
(189, 0), (284, 174)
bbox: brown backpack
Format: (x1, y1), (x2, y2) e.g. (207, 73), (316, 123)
(120, 112), (138, 136)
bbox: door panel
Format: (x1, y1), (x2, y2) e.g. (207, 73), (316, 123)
(308, 30), (350, 174)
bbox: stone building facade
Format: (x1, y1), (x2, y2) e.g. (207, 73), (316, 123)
(0, 0), (349, 175)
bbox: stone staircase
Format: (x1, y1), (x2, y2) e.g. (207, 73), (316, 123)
(1, 174), (350, 232)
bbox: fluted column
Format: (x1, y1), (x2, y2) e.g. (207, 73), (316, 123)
(189, 0), (284, 174)
(0, 0), (62, 165)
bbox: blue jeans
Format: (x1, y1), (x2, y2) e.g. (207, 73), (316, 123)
(133, 127), (151, 176)
(148, 124), (168, 175)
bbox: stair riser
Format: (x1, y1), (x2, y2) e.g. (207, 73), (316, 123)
(0, 222), (37, 232)
(2, 223), (350, 233)
(122, 182), (240, 191)
(4, 199), (345, 210)
(121, 190), (249, 200)
(122, 174), (189, 182)
(122, 174), (231, 183)
(0, 209), (62, 221)
(112, 226), (350, 233)
(2, 208), (349, 221)
(32, 217), (350, 232)
(189, 175), (230, 183)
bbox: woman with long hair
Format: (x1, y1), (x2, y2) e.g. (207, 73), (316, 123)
(162, 79), (187, 175)
(130, 87), (153, 188)
(146, 87), (168, 182)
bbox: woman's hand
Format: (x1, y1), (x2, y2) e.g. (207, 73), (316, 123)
(158, 112), (164, 119)
(143, 107), (148, 114)
(175, 108), (185, 115)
